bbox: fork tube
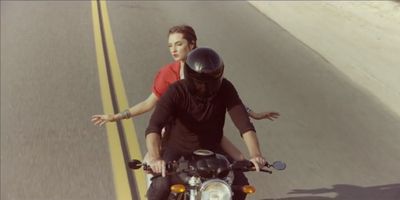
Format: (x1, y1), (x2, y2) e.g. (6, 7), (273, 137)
(189, 188), (197, 200)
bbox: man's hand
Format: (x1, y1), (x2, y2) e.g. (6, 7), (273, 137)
(148, 158), (166, 177)
(91, 114), (115, 126)
(142, 152), (153, 174)
(249, 111), (280, 121)
(249, 155), (268, 172)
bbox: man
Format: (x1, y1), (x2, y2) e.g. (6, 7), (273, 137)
(145, 47), (268, 200)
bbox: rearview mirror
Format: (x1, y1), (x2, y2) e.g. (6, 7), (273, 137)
(272, 161), (286, 170)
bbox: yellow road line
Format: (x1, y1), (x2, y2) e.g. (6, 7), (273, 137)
(92, 1), (146, 199)
(99, 1), (147, 199)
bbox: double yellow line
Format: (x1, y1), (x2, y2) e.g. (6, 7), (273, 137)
(91, 1), (146, 199)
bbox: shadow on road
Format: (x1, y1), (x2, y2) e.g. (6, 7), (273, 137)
(260, 183), (400, 200)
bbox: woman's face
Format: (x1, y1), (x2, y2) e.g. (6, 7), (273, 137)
(168, 33), (194, 61)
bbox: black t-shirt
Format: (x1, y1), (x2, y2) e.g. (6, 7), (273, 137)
(145, 78), (255, 154)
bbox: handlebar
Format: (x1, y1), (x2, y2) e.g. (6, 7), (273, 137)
(230, 160), (286, 173)
(230, 160), (272, 173)
(128, 159), (285, 174)
(128, 159), (177, 172)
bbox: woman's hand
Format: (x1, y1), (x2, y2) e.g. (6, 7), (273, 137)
(91, 114), (115, 126)
(249, 111), (280, 121)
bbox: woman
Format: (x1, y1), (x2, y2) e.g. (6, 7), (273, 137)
(91, 25), (279, 160)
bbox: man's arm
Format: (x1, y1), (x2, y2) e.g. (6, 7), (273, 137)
(220, 136), (245, 161)
(146, 132), (162, 160)
(145, 132), (166, 177)
(242, 130), (267, 171)
(242, 131), (262, 157)
(144, 84), (179, 177)
(223, 79), (267, 170)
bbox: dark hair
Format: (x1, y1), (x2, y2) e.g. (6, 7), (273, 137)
(168, 25), (197, 48)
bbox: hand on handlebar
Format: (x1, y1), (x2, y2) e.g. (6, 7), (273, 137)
(147, 158), (166, 177)
(249, 156), (268, 172)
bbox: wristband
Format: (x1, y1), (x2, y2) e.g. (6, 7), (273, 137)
(246, 107), (253, 113)
(120, 109), (131, 119)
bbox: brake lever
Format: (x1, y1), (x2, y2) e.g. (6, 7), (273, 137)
(260, 169), (272, 174)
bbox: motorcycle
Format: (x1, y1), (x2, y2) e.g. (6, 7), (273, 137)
(129, 149), (286, 200)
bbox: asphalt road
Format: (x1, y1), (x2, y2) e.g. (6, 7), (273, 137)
(2, 1), (400, 200)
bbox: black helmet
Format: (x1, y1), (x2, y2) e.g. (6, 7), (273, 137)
(184, 48), (224, 97)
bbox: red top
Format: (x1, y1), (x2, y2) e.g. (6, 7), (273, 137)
(152, 61), (181, 98)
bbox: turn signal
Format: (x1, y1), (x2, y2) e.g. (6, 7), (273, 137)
(170, 184), (186, 193)
(242, 185), (256, 194)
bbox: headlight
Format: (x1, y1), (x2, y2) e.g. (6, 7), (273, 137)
(200, 179), (232, 200)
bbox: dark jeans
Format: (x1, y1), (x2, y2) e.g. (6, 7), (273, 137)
(146, 147), (249, 200)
